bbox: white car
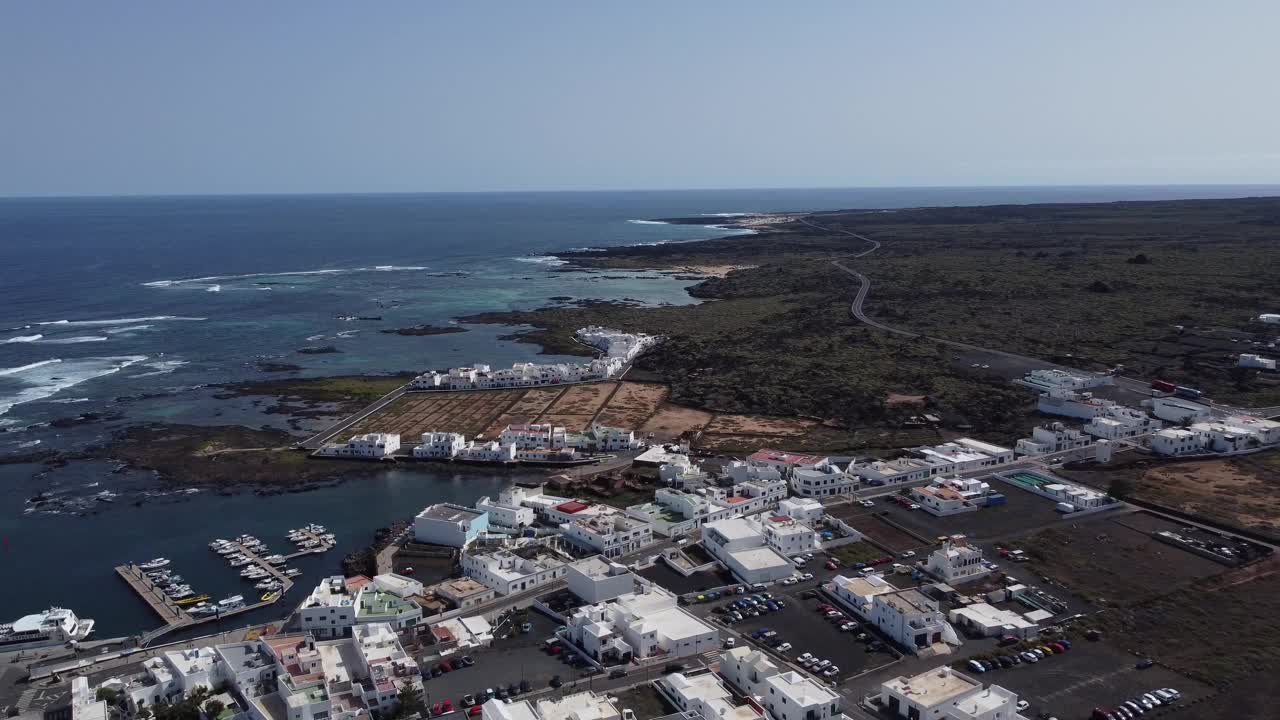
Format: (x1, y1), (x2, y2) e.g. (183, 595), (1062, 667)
(792, 557), (807, 566)
(797, 652), (813, 662)
(900, 550), (916, 558)
(859, 499), (874, 507)
(777, 642), (792, 652)
(800, 572), (814, 581)
(1015, 701), (1029, 712)
(782, 577), (799, 586)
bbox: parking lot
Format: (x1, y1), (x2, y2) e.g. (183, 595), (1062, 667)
(417, 610), (572, 710)
(854, 482), (1078, 544)
(962, 635), (1212, 720)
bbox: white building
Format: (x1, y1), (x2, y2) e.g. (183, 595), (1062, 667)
(475, 494), (536, 528)
(459, 440), (518, 463)
(370, 572), (423, 599)
(1036, 388), (1116, 420)
(1239, 353), (1277, 370)
(791, 460), (858, 497)
(1014, 423), (1092, 456)
(298, 576), (359, 639)
(911, 478), (991, 517)
(413, 432), (468, 459)
(871, 589), (958, 656)
(564, 585), (718, 663)
(1019, 368), (1113, 393)
(566, 556), (638, 604)
(724, 460), (785, 486)
(827, 574), (894, 619)
(462, 545), (568, 596)
(657, 671), (761, 720)
(754, 515), (819, 557)
(923, 541), (989, 584)
(1082, 406), (1161, 440)
(414, 503), (490, 548)
(351, 623), (424, 716)
(1150, 427), (1208, 456)
(948, 603), (1038, 639)
(777, 497), (824, 524)
(571, 423), (639, 452)
(1146, 396), (1212, 424)
(534, 691), (623, 720)
(563, 514), (654, 559)
(717, 648), (841, 720)
(317, 433), (401, 459)
(851, 438), (1012, 486)
(881, 666), (1025, 720)
(702, 518), (794, 585)
(746, 450), (828, 477)
(659, 455), (711, 488)
(500, 423), (571, 449)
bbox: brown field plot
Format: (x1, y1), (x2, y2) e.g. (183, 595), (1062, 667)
(826, 508), (930, 553)
(594, 382), (668, 429)
(639, 403), (715, 441)
(536, 414), (596, 432)
(703, 413), (819, 437)
(347, 390), (523, 439)
(540, 383), (617, 417)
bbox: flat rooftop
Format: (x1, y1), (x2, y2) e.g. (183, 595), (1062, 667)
(705, 518), (761, 541)
(748, 449), (825, 466)
(884, 667), (980, 707)
(729, 547), (792, 571)
(418, 504), (483, 523)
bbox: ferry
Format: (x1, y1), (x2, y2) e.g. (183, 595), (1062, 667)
(138, 558), (170, 570)
(175, 594), (210, 606)
(0, 608), (95, 652)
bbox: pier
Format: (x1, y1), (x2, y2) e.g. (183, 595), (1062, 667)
(120, 529), (335, 646)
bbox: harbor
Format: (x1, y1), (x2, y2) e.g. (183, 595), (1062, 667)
(115, 524), (336, 646)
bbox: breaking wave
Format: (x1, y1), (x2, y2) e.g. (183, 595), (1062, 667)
(18, 316), (206, 328)
(627, 219), (669, 225)
(37, 336), (109, 344)
(513, 256), (568, 266)
(0, 356), (148, 416)
(2, 334), (42, 344)
(131, 359), (190, 378)
(142, 265), (430, 288)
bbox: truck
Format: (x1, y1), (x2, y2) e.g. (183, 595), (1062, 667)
(1150, 379), (1177, 393)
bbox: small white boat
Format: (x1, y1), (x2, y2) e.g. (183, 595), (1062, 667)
(209, 539), (229, 550)
(138, 558), (170, 570)
(169, 588), (194, 599)
(284, 568), (302, 577)
(228, 557), (252, 567)
(218, 595), (245, 609)
(254, 580), (281, 590)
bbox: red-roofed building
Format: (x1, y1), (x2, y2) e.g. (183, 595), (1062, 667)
(556, 500), (591, 515)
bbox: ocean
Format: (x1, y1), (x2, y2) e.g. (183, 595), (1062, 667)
(1, 185), (1277, 637)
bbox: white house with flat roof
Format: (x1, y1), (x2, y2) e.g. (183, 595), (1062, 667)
(948, 603), (1038, 639)
(791, 460), (858, 497)
(752, 514), (819, 557)
(563, 514), (653, 559)
(564, 585), (718, 662)
(828, 574), (894, 619)
(414, 503), (490, 547)
(881, 666), (1026, 720)
(717, 648), (841, 720)
(566, 556), (638, 604)
(656, 672), (761, 720)
(872, 589), (959, 656)
(1150, 427), (1208, 456)
(923, 541), (989, 585)
(777, 497), (823, 524)
(462, 545), (568, 595)
(702, 518), (794, 585)
(475, 494), (536, 528)
(1083, 406), (1161, 440)
(413, 432), (467, 459)
(317, 433), (401, 458)
(1015, 423), (1092, 456)
(1146, 396), (1212, 424)
(1240, 353), (1277, 370)
(536, 690), (625, 720)
(1020, 368), (1113, 392)
(298, 576), (358, 639)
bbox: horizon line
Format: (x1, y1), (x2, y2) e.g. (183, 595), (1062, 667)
(5, 182), (1280, 202)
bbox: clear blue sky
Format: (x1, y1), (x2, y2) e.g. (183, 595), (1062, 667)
(1, 1), (1276, 196)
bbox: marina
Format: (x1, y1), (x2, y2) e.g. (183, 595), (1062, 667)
(114, 523), (336, 646)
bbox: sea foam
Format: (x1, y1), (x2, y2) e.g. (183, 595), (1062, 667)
(142, 265), (430, 288)
(0, 356), (148, 416)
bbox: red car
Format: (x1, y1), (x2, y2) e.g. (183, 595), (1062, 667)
(469, 707), (482, 717)
(824, 561), (838, 571)
(549, 645), (563, 655)
(431, 701), (453, 716)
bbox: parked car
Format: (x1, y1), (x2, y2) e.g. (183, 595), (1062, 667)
(998, 635), (1019, 647)
(549, 675), (562, 688)
(1021, 652), (1039, 663)
(724, 638), (736, 648)
(461, 655), (475, 666)
(967, 660), (986, 674)
(1135, 658), (1155, 669)
(468, 706), (481, 717)
(777, 642), (792, 652)
(1016, 700), (1029, 712)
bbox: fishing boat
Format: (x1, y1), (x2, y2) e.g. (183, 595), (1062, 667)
(138, 558), (170, 570)
(175, 594), (210, 606)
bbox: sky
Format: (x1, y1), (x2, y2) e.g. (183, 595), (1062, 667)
(1, 1), (1277, 196)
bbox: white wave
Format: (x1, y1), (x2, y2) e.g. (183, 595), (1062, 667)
(131, 359), (189, 378)
(142, 265), (430, 288)
(700, 212), (752, 217)
(306, 334), (327, 341)
(513, 256), (568, 266)
(336, 330), (360, 338)
(206, 284), (222, 293)
(38, 336), (109, 344)
(0, 359), (63, 377)
(627, 219), (669, 225)
(105, 324), (154, 335)
(0, 355), (147, 416)
(33, 316), (206, 327)
(46, 397), (91, 404)
(2, 334), (43, 344)
(17, 439), (41, 449)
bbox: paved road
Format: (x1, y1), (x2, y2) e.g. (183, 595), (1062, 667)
(298, 383), (409, 450)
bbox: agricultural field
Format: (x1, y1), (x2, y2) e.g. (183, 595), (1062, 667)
(540, 382), (616, 416)
(592, 381), (667, 429)
(703, 413), (819, 436)
(535, 414), (595, 432)
(504, 386), (568, 417)
(345, 390), (523, 438)
(638, 403), (715, 441)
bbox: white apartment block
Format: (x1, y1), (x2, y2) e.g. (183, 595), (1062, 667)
(475, 494), (536, 528)
(298, 576), (359, 639)
(851, 438), (1013, 486)
(563, 514), (653, 559)
(723, 460), (785, 485)
(413, 503), (490, 548)
(565, 586), (718, 662)
(1020, 368), (1114, 393)
(500, 423), (571, 449)
(566, 556), (638, 604)
(1083, 406), (1161, 440)
(1150, 427), (1208, 456)
(1014, 422), (1092, 456)
(351, 623), (424, 716)
(462, 545), (568, 595)
(871, 589), (958, 656)
(1036, 388), (1116, 419)
(923, 542), (989, 584)
(316, 433), (401, 458)
(791, 461), (859, 497)
(718, 649), (841, 720)
(828, 574), (894, 619)
(702, 518), (794, 585)
(753, 514), (819, 556)
(413, 431), (468, 459)
(777, 497), (824, 524)
(881, 666), (1025, 720)
(459, 440), (518, 463)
